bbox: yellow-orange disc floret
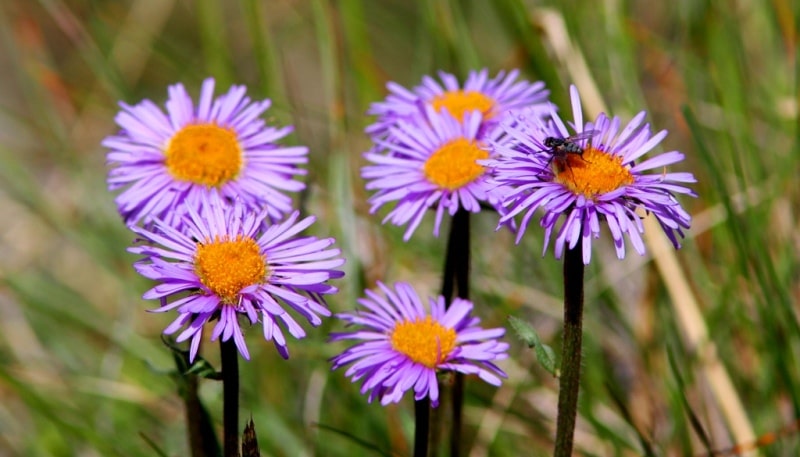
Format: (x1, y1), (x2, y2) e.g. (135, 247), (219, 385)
(423, 138), (489, 191)
(390, 316), (457, 368)
(194, 235), (267, 304)
(166, 124), (243, 187)
(555, 147), (635, 198)
(430, 90), (495, 121)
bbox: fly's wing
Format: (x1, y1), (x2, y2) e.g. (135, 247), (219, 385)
(565, 129), (600, 143)
(539, 129), (599, 156)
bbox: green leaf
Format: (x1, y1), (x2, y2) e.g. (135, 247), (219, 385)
(139, 433), (170, 457)
(508, 316), (559, 377)
(508, 315), (539, 348)
(184, 358), (221, 380)
(315, 423), (394, 457)
(161, 335), (222, 380)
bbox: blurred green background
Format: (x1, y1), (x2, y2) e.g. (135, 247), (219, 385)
(0, 0), (798, 455)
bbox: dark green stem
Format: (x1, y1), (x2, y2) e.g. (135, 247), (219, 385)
(554, 238), (585, 456)
(449, 372), (465, 457)
(184, 372), (222, 457)
(221, 339), (240, 457)
(439, 208), (471, 457)
(414, 397), (430, 457)
(441, 208), (470, 303)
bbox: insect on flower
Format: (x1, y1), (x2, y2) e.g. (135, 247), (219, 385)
(489, 85), (696, 264)
(539, 130), (599, 171)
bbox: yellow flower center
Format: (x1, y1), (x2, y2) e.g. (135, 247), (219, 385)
(423, 138), (489, 190)
(194, 235), (267, 304)
(555, 147), (635, 198)
(390, 316), (457, 369)
(165, 124), (243, 187)
(430, 90), (495, 121)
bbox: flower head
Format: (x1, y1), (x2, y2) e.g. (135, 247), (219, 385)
(367, 69), (549, 140)
(488, 85), (697, 264)
(129, 192), (345, 362)
(330, 281), (508, 406)
(363, 107), (511, 240)
(105, 78), (307, 226)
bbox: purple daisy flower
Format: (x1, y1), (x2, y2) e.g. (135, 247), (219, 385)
(367, 68), (550, 140)
(129, 192), (345, 362)
(488, 85), (697, 264)
(104, 77), (307, 226)
(330, 281), (508, 406)
(362, 107), (511, 241)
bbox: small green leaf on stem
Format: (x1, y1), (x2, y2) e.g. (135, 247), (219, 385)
(508, 316), (559, 377)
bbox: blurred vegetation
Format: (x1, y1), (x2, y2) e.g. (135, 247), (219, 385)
(0, 0), (798, 456)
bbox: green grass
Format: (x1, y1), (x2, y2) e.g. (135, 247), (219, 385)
(0, 0), (798, 455)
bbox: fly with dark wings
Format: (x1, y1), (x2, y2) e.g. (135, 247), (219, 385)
(538, 130), (599, 172)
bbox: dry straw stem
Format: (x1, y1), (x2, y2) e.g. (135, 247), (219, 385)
(534, 6), (756, 452)
(109, 0), (176, 85)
